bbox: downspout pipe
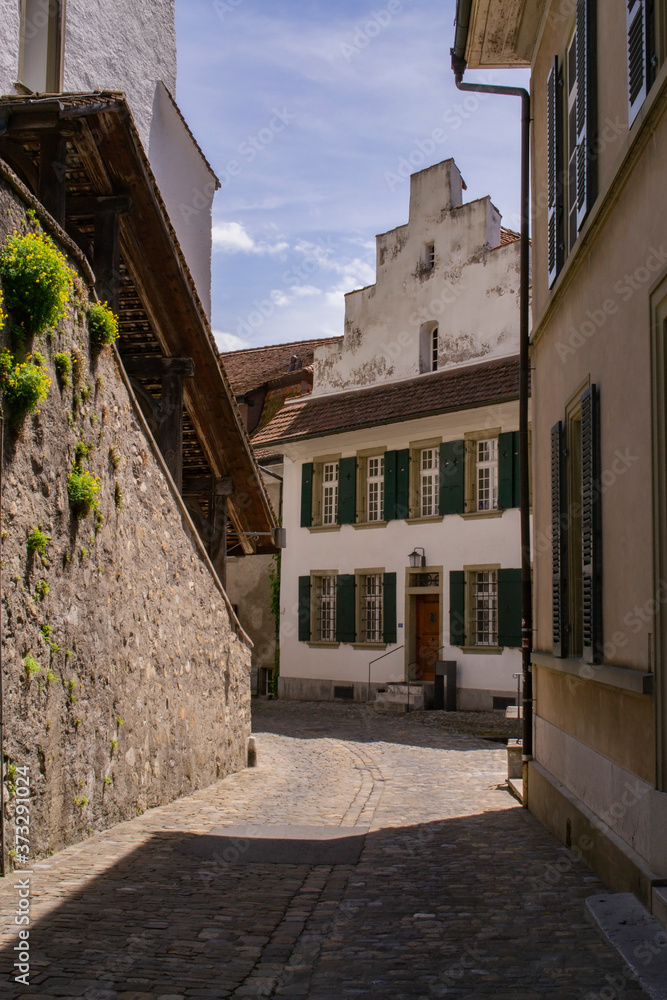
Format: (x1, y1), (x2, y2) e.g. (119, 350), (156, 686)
(450, 49), (533, 767)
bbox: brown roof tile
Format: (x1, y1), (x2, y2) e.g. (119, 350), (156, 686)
(221, 337), (343, 395)
(499, 227), (520, 246)
(253, 355), (522, 446)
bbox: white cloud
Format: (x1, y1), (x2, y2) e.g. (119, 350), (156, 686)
(212, 221), (289, 256)
(289, 284), (321, 299)
(214, 330), (252, 352)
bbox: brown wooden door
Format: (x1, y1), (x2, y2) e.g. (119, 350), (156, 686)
(415, 595), (440, 681)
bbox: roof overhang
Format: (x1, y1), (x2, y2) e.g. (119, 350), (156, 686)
(453, 0), (545, 69)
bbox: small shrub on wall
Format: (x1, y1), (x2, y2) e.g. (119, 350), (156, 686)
(67, 467), (101, 518)
(87, 301), (118, 353)
(0, 349), (51, 426)
(0, 231), (73, 338)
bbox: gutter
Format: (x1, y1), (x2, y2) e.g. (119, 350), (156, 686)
(450, 16), (534, 774)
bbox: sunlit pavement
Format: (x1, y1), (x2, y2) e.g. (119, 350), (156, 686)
(0, 700), (645, 999)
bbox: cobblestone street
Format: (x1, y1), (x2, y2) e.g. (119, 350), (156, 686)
(0, 701), (646, 999)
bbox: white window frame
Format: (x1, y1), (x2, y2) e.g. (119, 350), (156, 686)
(315, 574), (336, 642)
(476, 438), (498, 512)
(420, 447), (439, 517)
(360, 573), (383, 644)
(471, 570), (498, 647)
(431, 327), (439, 372)
(366, 455), (385, 522)
(322, 461), (339, 525)
(19, 0), (65, 94)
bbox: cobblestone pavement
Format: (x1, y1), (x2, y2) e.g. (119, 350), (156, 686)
(0, 701), (646, 999)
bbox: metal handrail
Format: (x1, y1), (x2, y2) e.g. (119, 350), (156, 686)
(367, 645), (404, 702)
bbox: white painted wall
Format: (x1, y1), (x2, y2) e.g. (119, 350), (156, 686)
(149, 83), (215, 317)
(312, 159), (521, 396)
(0, 0), (216, 317)
(279, 401), (524, 706)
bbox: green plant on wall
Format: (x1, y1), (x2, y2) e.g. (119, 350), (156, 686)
(33, 580), (50, 602)
(0, 350), (51, 425)
(67, 467), (101, 518)
(88, 301), (118, 352)
(114, 482), (124, 510)
(27, 525), (50, 556)
(0, 231), (73, 338)
(54, 351), (72, 388)
(23, 654), (41, 678)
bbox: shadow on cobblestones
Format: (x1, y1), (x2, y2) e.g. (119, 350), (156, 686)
(0, 812), (644, 999)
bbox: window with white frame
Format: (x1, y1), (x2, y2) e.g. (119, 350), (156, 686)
(431, 328), (439, 371)
(316, 575), (336, 641)
(476, 439), (498, 511)
(20, 0), (65, 94)
(360, 573), (383, 643)
(420, 447), (439, 516)
(366, 455), (384, 522)
(322, 462), (339, 525)
(472, 570), (498, 646)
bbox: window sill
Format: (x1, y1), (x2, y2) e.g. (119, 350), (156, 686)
(352, 643), (387, 651)
(460, 510), (505, 520)
(306, 641), (340, 649)
(531, 651), (654, 695)
(406, 515), (444, 525)
(458, 646), (504, 655)
(308, 524), (341, 533)
(352, 521), (388, 530)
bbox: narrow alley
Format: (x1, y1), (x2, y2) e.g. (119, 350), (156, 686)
(0, 703), (644, 999)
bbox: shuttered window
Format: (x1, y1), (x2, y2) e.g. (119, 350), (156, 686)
(498, 431), (521, 510)
(627, 0), (656, 126)
(551, 422), (568, 657)
(581, 385), (602, 663)
(575, 0), (597, 233)
(498, 568), (522, 649)
(439, 440), (466, 515)
(449, 571), (466, 646)
(336, 574), (356, 644)
(338, 457), (357, 525)
(384, 449), (410, 521)
(298, 576), (311, 641)
(382, 572), (397, 644)
(300, 463), (313, 528)
(547, 55), (565, 287)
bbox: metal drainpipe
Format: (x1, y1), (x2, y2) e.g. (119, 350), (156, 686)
(450, 50), (533, 771)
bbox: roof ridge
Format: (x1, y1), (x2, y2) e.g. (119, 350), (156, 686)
(220, 336), (343, 357)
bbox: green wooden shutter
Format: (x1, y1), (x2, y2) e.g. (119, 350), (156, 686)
(551, 422), (568, 658)
(440, 440), (465, 515)
(300, 463), (313, 528)
(395, 449), (410, 519)
(498, 431), (519, 510)
(498, 568), (522, 648)
(382, 573), (397, 644)
(449, 571), (466, 646)
(547, 55), (565, 288)
(336, 575), (356, 644)
(384, 450), (397, 521)
(298, 576), (311, 642)
(575, 0), (598, 232)
(581, 385), (602, 663)
(338, 457), (357, 525)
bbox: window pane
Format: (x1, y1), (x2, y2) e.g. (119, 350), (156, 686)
(476, 438), (498, 511)
(474, 571), (498, 646)
(322, 462), (338, 524)
(362, 574), (383, 643)
(420, 448), (439, 516)
(319, 576), (336, 641)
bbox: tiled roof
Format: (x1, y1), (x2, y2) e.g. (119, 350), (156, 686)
(221, 337), (343, 395)
(499, 227), (520, 246)
(253, 355), (522, 446)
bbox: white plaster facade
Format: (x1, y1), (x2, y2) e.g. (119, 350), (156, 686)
(0, 0), (216, 315)
(312, 159), (521, 396)
(278, 402), (525, 709)
(265, 159), (530, 709)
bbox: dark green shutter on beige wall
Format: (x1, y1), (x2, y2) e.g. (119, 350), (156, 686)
(338, 457), (357, 524)
(498, 569), (522, 648)
(300, 463), (313, 527)
(581, 384), (602, 664)
(336, 575), (356, 643)
(449, 571), (466, 646)
(551, 422), (568, 658)
(440, 441), (465, 515)
(298, 576), (311, 642)
(498, 431), (520, 510)
(382, 573), (397, 644)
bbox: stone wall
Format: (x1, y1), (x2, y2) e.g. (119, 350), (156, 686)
(0, 169), (251, 860)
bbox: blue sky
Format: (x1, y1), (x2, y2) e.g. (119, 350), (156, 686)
(175, 0), (529, 352)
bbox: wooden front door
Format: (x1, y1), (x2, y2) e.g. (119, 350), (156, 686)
(415, 595), (440, 681)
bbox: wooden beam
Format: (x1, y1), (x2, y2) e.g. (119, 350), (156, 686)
(0, 136), (39, 193)
(38, 131), (67, 226)
(93, 208), (121, 312)
(122, 356), (195, 379)
(158, 371), (185, 492)
(181, 476), (234, 498)
(208, 494), (228, 587)
(68, 195), (132, 217)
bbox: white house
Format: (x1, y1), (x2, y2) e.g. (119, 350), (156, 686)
(253, 159), (531, 710)
(0, 0), (217, 315)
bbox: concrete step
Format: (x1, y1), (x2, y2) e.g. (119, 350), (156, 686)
(586, 892), (667, 998)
